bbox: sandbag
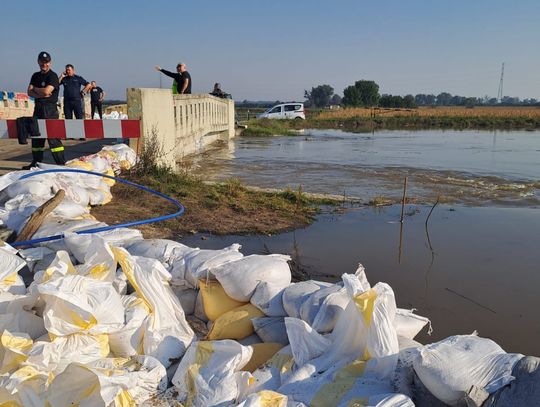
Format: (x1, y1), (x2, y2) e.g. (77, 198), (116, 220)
(172, 286), (198, 316)
(252, 317), (289, 345)
(213, 254), (292, 302)
(113, 247), (195, 367)
(199, 279), (247, 321)
(249, 345), (294, 394)
(171, 340), (253, 406)
(0, 364), (48, 406)
(207, 303), (264, 340)
(46, 355), (167, 406)
(0, 330), (33, 374)
(37, 274), (125, 336)
(300, 283), (349, 333)
(236, 390), (288, 407)
(0, 244), (27, 294)
(0, 293), (46, 340)
(183, 244), (244, 288)
(250, 281), (287, 317)
(108, 295), (149, 357)
(194, 289), (209, 322)
(282, 281), (332, 319)
(239, 333), (263, 346)
(244, 343), (285, 373)
(413, 334), (523, 406)
(127, 238), (195, 268)
(394, 308), (431, 340)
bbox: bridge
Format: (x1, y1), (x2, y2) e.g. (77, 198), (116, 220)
(0, 88), (235, 169)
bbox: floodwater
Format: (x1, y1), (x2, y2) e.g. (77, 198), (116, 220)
(181, 129), (540, 355)
(187, 129), (540, 206)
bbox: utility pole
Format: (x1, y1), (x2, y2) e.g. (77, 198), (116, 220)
(497, 63), (505, 103)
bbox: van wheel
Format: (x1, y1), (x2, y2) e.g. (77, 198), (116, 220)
(294, 117), (304, 120)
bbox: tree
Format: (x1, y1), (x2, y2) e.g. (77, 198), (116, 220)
(436, 92), (452, 105)
(342, 80), (380, 107)
(304, 85), (334, 108)
(330, 94), (342, 106)
(403, 94), (416, 108)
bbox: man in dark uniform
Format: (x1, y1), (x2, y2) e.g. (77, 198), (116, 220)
(89, 81), (105, 119)
(59, 64), (91, 119)
(25, 51), (65, 168)
(154, 62), (192, 94)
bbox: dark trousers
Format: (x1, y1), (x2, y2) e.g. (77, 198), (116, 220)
(32, 103), (65, 165)
(64, 98), (84, 119)
(91, 101), (103, 119)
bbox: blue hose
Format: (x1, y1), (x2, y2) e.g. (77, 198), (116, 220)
(9, 168), (184, 248)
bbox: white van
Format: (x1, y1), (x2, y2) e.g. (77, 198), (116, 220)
(257, 103), (305, 120)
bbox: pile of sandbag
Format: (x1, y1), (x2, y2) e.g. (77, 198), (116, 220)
(0, 143), (532, 406)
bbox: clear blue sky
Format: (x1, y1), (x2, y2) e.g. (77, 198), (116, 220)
(2, 0), (539, 101)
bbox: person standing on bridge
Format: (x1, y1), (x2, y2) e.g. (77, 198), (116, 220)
(59, 64), (91, 119)
(155, 63), (192, 94)
(89, 81), (105, 119)
(24, 51), (65, 169)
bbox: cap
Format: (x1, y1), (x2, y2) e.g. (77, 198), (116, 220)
(38, 52), (51, 62)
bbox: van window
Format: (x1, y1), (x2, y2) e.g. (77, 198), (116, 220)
(269, 106), (282, 114)
(284, 104), (302, 111)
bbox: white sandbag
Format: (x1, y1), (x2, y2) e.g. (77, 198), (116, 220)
(25, 333), (109, 376)
(108, 295), (149, 357)
(171, 286), (197, 316)
(237, 391), (288, 407)
(113, 247), (195, 367)
(0, 365), (48, 406)
(37, 274), (125, 336)
(394, 308), (431, 340)
(18, 246), (57, 275)
(250, 345), (294, 394)
(46, 355), (166, 406)
(253, 317), (289, 345)
(300, 284), (350, 333)
(282, 281), (332, 319)
(0, 330), (33, 374)
(33, 218), (107, 251)
(413, 334), (523, 406)
(64, 230), (142, 264)
(71, 235), (117, 282)
(31, 250), (77, 287)
(6, 178), (54, 199)
(50, 199), (89, 219)
(127, 238), (195, 268)
(251, 281), (287, 317)
(102, 144), (137, 169)
(213, 254), (292, 302)
(183, 244), (244, 288)
(0, 244), (27, 294)
(0, 293), (46, 340)
(171, 340), (253, 406)
(285, 318), (331, 368)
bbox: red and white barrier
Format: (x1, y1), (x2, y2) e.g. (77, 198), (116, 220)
(0, 119), (141, 140)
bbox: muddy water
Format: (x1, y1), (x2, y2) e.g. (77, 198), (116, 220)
(182, 129), (540, 354)
(188, 129), (540, 206)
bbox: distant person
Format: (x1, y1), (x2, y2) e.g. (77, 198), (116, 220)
(59, 64), (91, 119)
(89, 81), (105, 119)
(24, 51), (65, 169)
(210, 82), (225, 98)
(155, 63), (192, 94)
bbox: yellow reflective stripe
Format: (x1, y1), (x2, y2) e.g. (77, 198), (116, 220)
(50, 146), (65, 152)
(32, 147), (46, 151)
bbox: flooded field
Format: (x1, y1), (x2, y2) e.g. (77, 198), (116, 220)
(182, 129), (540, 354)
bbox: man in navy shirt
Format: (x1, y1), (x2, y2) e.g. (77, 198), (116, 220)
(25, 51), (65, 168)
(89, 81), (105, 119)
(59, 64), (91, 119)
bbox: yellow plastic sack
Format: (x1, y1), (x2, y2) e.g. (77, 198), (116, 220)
(0, 331), (33, 374)
(243, 343), (284, 373)
(199, 279), (247, 321)
(206, 304), (264, 340)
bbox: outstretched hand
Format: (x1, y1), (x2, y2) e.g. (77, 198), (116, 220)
(154, 66), (161, 72)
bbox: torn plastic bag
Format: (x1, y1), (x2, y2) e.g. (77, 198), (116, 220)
(46, 355), (167, 407)
(236, 390), (288, 407)
(70, 235), (118, 282)
(413, 334), (523, 406)
(213, 254), (292, 302)
(183, 244), (244, 288)
(108, 295), (149, 357)
(37, 274), (125, 336)
(171, 340), (253, 407)
(250, 281), (287, 317)
(282, 281), (333, 319)
(252, 317), (289, 345)
(25, 333), (110, 376)
(113, 247), (195, 367)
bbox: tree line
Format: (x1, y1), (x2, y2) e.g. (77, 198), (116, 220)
(304, 81), (540, 108)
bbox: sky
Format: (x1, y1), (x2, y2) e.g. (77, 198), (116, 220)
(1, 0), (539, 101)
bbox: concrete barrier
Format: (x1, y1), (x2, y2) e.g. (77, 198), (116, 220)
(127, 88), (235, 167)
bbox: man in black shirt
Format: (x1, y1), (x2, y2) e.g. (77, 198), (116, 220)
(89, 81), (105, 119)
(155, 62), (192, 94)
(59, 64), (91, 119)
(25, 51), (65, 168)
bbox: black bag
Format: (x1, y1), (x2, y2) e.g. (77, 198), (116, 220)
(16, 117), (40, 145)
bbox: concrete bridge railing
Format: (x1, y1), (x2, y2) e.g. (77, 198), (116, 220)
(127, 88), (234, 167)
